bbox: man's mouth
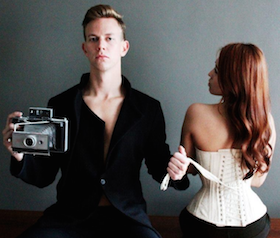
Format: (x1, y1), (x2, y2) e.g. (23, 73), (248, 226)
(96, 54), (109, 59)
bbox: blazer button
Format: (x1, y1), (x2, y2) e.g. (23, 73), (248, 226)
(100, 179), (106, 185)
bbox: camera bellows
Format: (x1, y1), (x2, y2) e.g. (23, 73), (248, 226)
(24, 124), (56, 148)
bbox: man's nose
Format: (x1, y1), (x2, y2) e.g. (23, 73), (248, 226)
(97, 38), (106, 51)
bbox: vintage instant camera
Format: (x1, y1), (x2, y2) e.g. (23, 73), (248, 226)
(12, 107), (68, 156)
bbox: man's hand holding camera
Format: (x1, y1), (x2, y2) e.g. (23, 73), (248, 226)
(2, 111), (24, 161)
(3, 107), (69, 159)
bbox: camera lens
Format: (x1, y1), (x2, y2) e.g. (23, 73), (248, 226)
(23, 136), (36, 147)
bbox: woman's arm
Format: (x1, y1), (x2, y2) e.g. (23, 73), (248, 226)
(180, 104), (200, 175)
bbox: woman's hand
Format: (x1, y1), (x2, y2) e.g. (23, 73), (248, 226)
(167, 146), (190, 180)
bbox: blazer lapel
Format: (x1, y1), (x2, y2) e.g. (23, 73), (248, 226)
(72, 73), (90, 142)
(106, 94), (143, 165)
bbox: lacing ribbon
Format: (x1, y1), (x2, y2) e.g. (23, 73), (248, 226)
(160, 157), (237, 191)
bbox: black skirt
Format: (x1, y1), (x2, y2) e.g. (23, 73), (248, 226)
(179, 208), (270, 238)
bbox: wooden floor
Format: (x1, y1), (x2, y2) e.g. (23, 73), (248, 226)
(0, 210), (279, 238)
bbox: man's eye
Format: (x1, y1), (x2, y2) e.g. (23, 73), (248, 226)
(89, 37), (98, 42)
(107, 37), (113, 41)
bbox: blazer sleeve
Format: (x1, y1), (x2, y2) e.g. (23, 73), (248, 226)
(10, 154), (60, 188)
(144, 102), (189, 190)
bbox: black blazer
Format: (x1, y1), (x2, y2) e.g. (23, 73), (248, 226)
(11, 73), (189, 230)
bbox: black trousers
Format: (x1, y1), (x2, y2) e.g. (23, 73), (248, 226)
(17, 206), (161, 238)
(179, 208), (270, 238)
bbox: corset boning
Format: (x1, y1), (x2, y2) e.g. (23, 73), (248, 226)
(187, 148), (267, 227)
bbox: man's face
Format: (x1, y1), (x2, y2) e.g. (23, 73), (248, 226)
(82, 18), (129, 73)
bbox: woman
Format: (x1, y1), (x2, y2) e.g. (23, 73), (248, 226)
(179, 43), (276, 238)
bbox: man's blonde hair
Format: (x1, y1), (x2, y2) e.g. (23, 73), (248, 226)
(82, 4), (126, 40)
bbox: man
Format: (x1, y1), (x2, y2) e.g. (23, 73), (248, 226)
(2, 5), (189, 238)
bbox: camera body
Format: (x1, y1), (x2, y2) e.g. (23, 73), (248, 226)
(12, 107), (68, 156)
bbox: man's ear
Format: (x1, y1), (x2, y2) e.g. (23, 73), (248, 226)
(121, 40), (130, 57)
(82, 42), (87, 55)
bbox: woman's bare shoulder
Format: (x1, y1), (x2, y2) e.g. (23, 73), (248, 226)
(186, 103), (218, 118)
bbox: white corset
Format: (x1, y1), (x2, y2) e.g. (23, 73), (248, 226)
(187, 148), (267, 227)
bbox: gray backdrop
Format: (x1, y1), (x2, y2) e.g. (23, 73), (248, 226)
(1, 0), (280, 218)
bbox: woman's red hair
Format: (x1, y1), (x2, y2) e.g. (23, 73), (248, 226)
(218, 43), (272, 179)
